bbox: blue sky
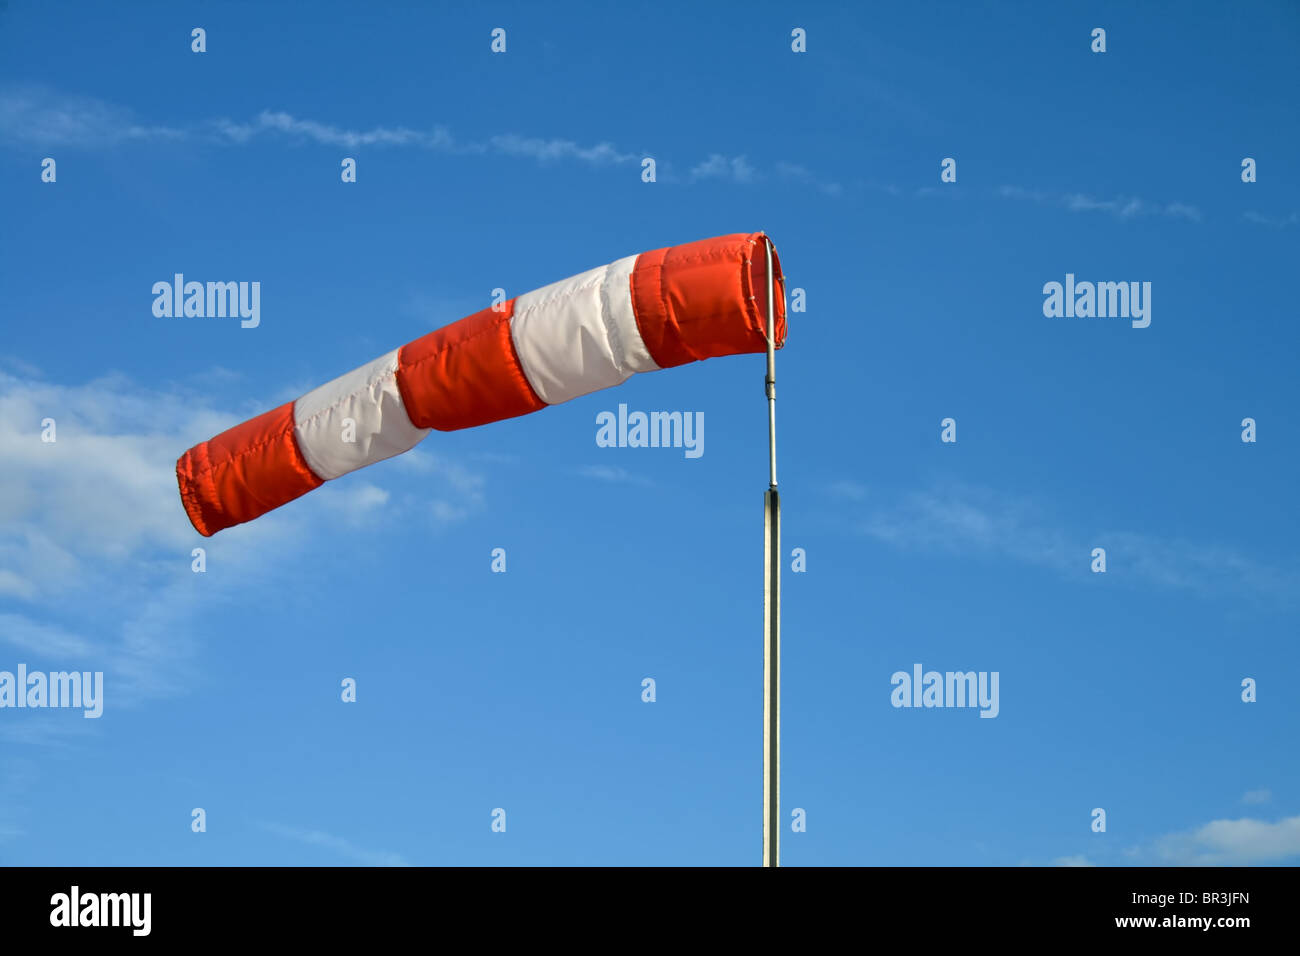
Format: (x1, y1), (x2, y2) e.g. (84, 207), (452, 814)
(1, 0), (1298, 866)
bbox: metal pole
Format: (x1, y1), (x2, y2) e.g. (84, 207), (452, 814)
(764, 238), (778, 490)
(762, 235), (780, 868)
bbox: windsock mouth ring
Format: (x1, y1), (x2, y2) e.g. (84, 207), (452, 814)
(746, 233), (787, 350)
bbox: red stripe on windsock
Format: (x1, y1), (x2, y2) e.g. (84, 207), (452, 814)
(630, 232), (785, 370)
(176, 402), (323, 537)
(395, 300), (546, 431)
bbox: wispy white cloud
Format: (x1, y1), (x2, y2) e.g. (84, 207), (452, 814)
(1100, 530), (1298, 596)
(0, 371), (291, 705)
(0, 371), (221, 600)
(0, 369), (485, 715)
(317, 482), (391, 526)
(861, 483), (1072, 570)
(997, 185), (1047, 203)
(1243, 210), (1299, 228)
(1241, 788), (1272, 805)
(488, 133), (632, 165)
(0, 86), (185, 146)
(826, 479), (869, 501)
(576, 464), (653, 486)
(258, 821), (409, 866)
(0, 759), (38, 844)
(1051, 812), (1300, 866)
(0, 570), (35, 600)
(857, 482), (1299, 602)
(1159, 201), (1201, 221)
(690, 153), (758, 184)
(2, 86), (846, 193)
(213, 112), (638, 170)
(390, 448), (486, 523)
(212, 110), (457, 151)
(775, 161), (843, 196)
(997, 185), (1202, 222)
(0, 614), (97, 657)
(1147, 815), (1300, 865)
(0, 718), (100, 749)
(0, 356), (43, 378)
(0, 86), (630, 172)
(400, 290), (487, 333)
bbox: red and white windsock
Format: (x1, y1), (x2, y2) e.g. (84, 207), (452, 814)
(177, 231), (786, 536)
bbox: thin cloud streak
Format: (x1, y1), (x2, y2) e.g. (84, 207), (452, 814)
(690, 153), (758, 184)
(0, 86), (631, 169)
(997, 184), (1202, 222)
(855, 481), (1299, 602)
(0, 86), (843, 189)
(1243, 210), (1299, 228)
(774, 160), (843, 195)
(576, 464), (654, 487)
(259, 822), (410, 867)
(0, 86), (185, 146)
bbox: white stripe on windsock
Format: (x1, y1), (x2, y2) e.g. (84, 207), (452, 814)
(509, 253), (659, 406)
(292, 349), (430, 481)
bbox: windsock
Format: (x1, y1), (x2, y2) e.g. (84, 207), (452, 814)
(177, 231), (786, 536)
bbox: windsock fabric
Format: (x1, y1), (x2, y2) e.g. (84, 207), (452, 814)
(177, 231), (786, 536)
